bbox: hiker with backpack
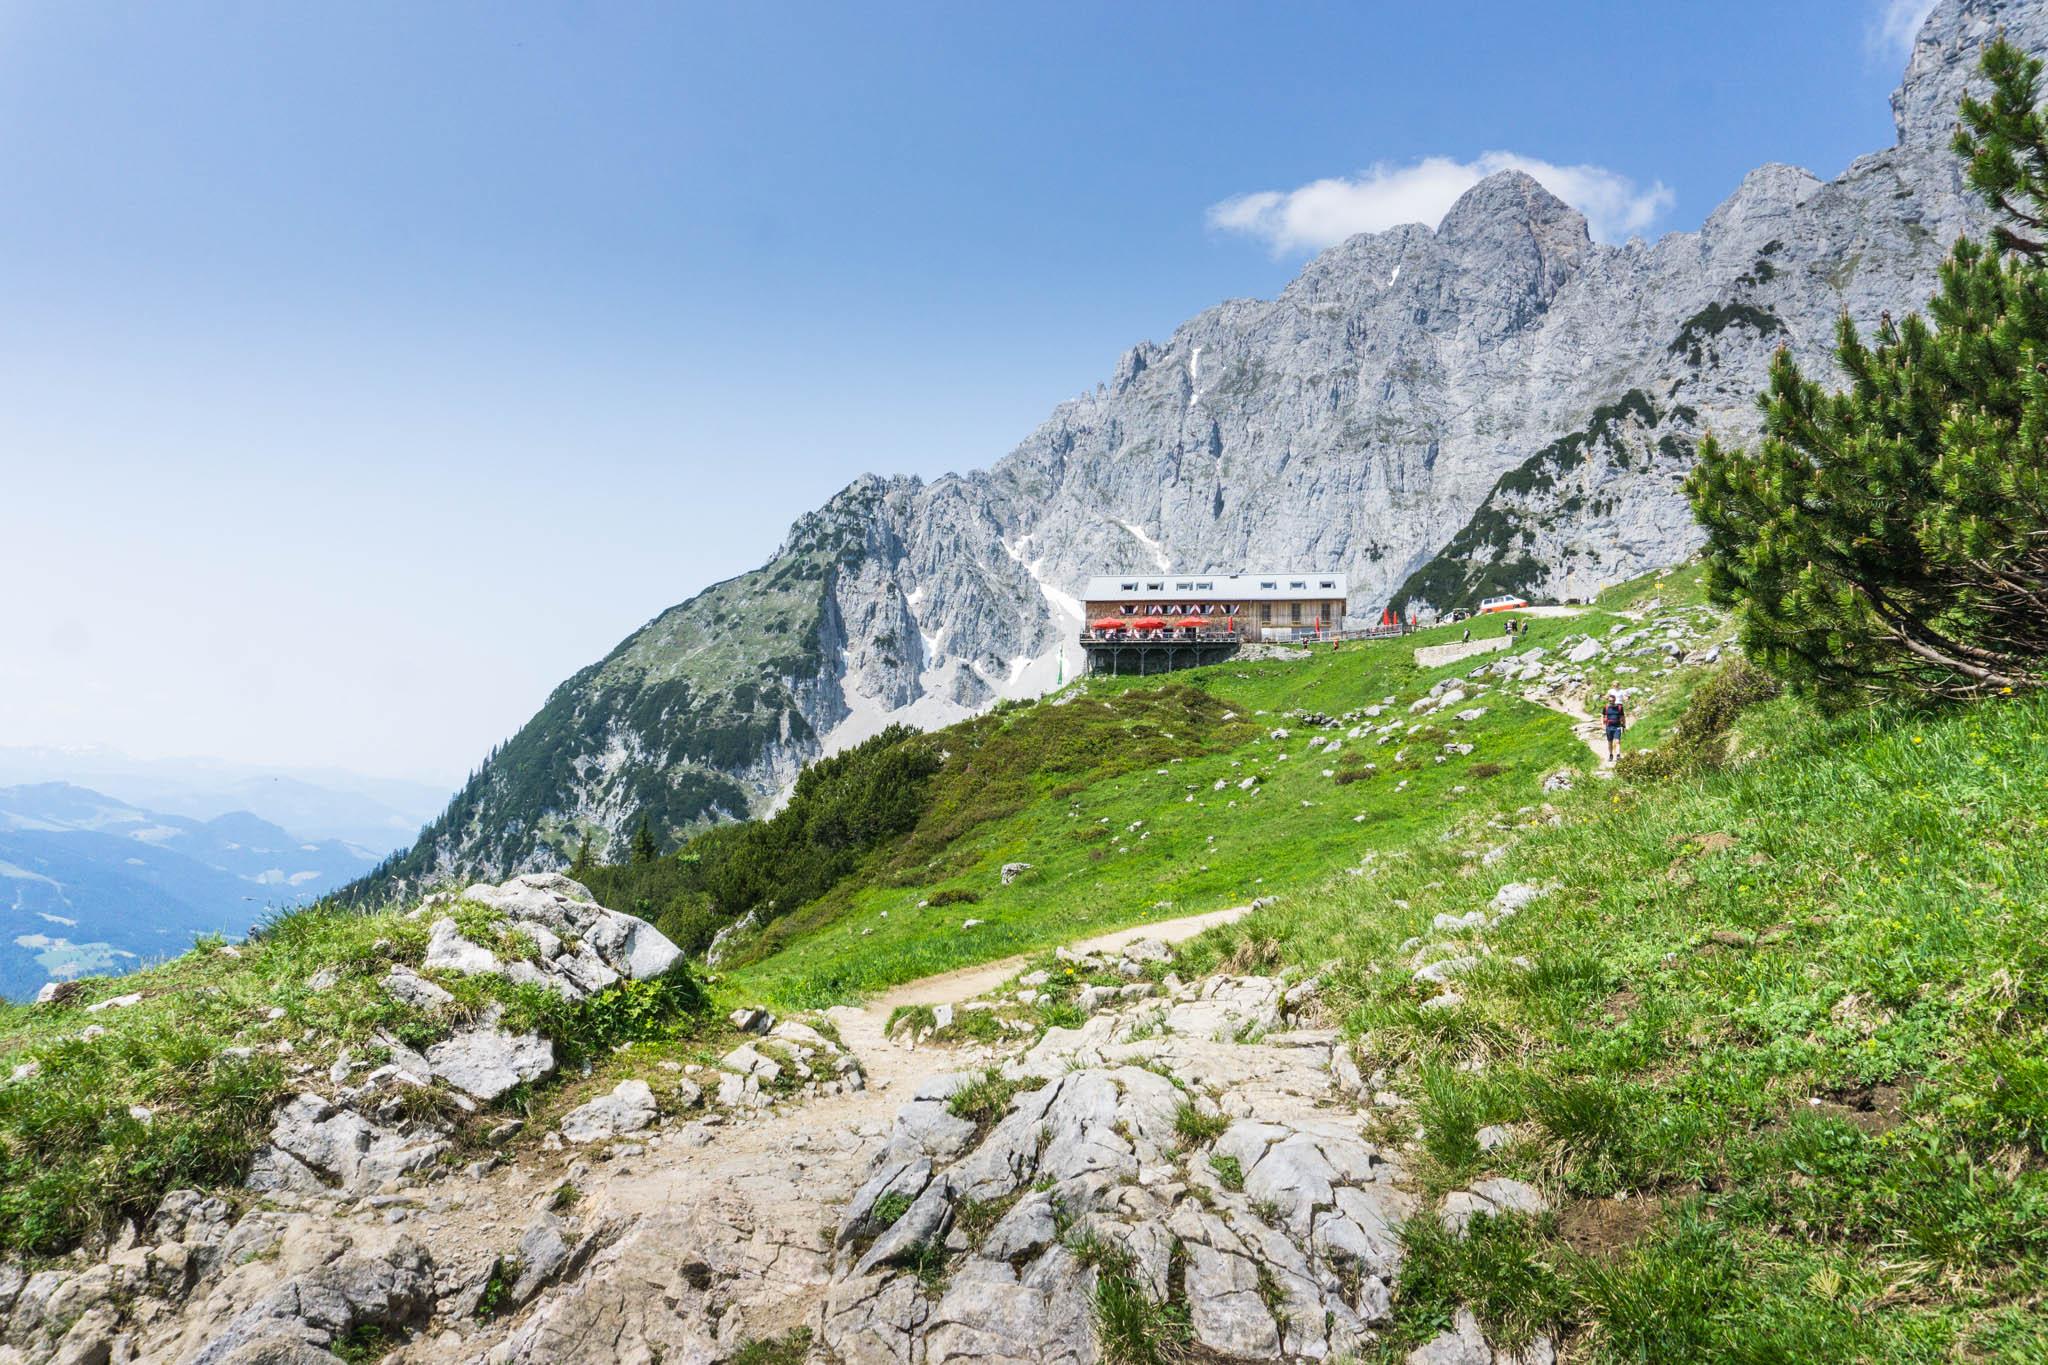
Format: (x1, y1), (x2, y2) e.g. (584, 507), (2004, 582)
(1602, 691), (1627, 764)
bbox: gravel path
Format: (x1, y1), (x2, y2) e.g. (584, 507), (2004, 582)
(864, 902), (1255, 1016)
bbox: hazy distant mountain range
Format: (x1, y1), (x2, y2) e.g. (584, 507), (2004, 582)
(0, 779), (396, 999)
(0, 747), (447, 853)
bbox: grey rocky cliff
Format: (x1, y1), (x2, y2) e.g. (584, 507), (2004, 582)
(373, 0), (2045, 883)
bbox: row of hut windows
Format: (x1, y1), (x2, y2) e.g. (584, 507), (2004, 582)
(1116, 579), (1338, 593)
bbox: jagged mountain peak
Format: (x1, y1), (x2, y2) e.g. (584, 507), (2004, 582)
(1435, 169), (1593, 311)
(1704, 163), (1826, 229)
(1438, 168), (1590, 248)
(370, 0), (2048, 886)
(1278, 221), (1429, 300)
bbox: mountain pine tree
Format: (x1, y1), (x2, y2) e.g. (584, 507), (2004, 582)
(631, 816), (658, 865)
(1687, 39), (2048, 702)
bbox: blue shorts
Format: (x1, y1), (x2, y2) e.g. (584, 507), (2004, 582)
(1604, 723), (1624, 741)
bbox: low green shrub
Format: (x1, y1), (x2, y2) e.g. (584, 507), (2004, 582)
(1092, 1240), (1192, 1364)
(870, 1191), (914, 1228)
(1618, 658), (1781, 780)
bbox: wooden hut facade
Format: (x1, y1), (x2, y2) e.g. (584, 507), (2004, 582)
(1078, 572), (1348, 675)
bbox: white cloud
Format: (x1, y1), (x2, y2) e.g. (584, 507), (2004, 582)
(1207, 151), (1674, 254)
(1872, 0), (1938, 60)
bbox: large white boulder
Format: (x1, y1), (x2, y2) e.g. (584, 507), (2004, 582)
(425, 1026), (554, 1100)
(559, 1079), (657, 1143)
(423, 918), (501, 976)
(418, 875), (685, 995)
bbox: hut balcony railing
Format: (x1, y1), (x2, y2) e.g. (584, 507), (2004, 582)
(1082, 627), (1236, 641)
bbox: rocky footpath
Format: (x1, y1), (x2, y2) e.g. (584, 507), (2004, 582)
(0, 890), (1578, 1364)
(821, 977), (1412, 1362)
(1189, 595), (1734, 813)
(1511, 600), (1732, 706)
(473, 935), (1564, 1364)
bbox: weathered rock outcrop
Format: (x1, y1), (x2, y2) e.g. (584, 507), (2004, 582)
(235, 873), (687, 1201)
(186, 1238), (437, 1365)
(825, 1089), (1414, 1363)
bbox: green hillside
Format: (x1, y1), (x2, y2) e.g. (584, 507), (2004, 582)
(1163, 683), (2048, 1359)
(718, 569), (1728, 1007)
(0, 563), (1730, 1262)
(700, 552), (2048, 1353)
(701, 564), (2048, 1356)
(353, 480), (908, 894)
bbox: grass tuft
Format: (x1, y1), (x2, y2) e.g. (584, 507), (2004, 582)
(1173, 1100), (1230, 1148)
(730, 1328), (814, 1365)
(946, 1068), (1027, 1129)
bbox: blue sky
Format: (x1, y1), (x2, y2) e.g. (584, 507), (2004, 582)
(0, 1), (1934, 785)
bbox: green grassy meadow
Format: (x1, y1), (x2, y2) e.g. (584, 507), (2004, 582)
(722, 585), (1717, 1008)
(1166, 685), (2048, 1360)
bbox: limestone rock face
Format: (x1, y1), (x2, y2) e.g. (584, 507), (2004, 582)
(415, 873), (685, 1001)
(381, 965), (453, 1010)
(379, 0), (2047, 885)
(186, 1237), (436, 1365)
(558, 1080), (658, 1143)
(820, 990), (1417, 1365)
(424, 1026), (554, 1101)
(256, 1093), (449, 1196)
(223, 874), (697, 1209)
(1440, 1177), (1551, 1238)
